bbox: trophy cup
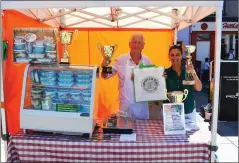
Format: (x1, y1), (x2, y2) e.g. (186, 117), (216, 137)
(183, 45), (196, 85)
(97, 43), (118, 73)
(165, 89), (189, 103)
(60, 31), (73, 64)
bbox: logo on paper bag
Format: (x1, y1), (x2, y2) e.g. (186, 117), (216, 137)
(141, 76), (159, 93)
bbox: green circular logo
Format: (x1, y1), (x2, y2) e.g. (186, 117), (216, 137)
(141, 76), (159, 93)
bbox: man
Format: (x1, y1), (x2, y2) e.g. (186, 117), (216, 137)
(227, 49), (235, 60)
(101, 33), (152, 119)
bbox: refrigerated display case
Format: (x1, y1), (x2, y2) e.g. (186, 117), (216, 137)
(20, 64), (99, 137)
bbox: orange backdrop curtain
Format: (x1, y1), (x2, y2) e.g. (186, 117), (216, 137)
(3, 10), (174, 135)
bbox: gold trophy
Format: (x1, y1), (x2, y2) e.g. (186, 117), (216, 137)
(97, 43), (118, 73)
(183, 45), (196, 85)
(60, 31), (73, 64)
(165, 89), (188, 103)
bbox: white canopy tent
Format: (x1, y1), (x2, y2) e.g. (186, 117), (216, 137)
(0, 1), (223, 162)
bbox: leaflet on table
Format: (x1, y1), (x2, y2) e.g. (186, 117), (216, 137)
(163, 103), (186, 135)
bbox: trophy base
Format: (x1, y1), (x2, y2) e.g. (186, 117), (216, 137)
(182, 80), (195, 85)
(60, 57), (70, 65)
(102, 66), (112, 74)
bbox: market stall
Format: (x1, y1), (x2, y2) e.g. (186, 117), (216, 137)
(1, 1), (223, 162)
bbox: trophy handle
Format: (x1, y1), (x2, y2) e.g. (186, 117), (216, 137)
(164, 89), (170, 101)
(97, 43), (102, 50)
(182, 89), (189, 102)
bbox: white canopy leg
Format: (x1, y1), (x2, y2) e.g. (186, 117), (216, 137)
(174, 27), (178, 45)
(210, 6), (223, 163)
(0, 5), (7, 162)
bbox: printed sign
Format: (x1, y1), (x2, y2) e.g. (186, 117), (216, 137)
(163, 103), (186, 135)
(56, 104), (78, 113)
(192, 22), (239, 31)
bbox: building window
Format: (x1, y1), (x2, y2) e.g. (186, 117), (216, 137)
(221, 34), (238, 60)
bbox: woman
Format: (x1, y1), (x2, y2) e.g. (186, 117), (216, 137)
(164, 45), (202, 125)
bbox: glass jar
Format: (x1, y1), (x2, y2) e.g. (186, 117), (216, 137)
(41, 95), (52, 111)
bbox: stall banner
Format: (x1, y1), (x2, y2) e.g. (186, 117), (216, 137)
(133, 66), (167, 102)
(163, 103), (186, 135)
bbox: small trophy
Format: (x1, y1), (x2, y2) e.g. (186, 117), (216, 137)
(165, 89), (188, 103)
(60, 31), (73, 64)
(183, 45), (196, 85)
(97, 43), (118, 73)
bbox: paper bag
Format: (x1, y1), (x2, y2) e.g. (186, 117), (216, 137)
(133, 66), (167, 102)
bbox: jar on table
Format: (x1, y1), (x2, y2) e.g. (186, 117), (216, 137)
(31, 98), (42, 110)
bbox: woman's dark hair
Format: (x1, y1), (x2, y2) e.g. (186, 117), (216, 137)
(169, 45), (183, 54)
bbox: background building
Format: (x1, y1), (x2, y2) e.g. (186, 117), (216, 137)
(178, 0), (238, 70)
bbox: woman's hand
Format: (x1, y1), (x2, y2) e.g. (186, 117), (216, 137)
(162, 72), (167, 78)
(186, 64), (196, 74)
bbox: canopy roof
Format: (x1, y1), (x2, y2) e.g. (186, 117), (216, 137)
(2, 1), (223, 30)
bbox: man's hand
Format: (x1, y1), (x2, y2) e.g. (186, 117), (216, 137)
(131, 74), (134, 80)
(101, 59), (110, 67)
(101, 72), (108, 79)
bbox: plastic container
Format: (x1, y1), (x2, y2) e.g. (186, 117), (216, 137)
(39, 70), (57, 77)
(58, 77), (74, 82)
(40, 76), (57, 83)
(15, 57), (31, 63)
(31, 98), (42, 109)
(58, 81), (74, 87)
(37, 58), (53, 63)
(33, 45), (45, 54)
(44, 43), (56, 51)
(58, 71), (74, 78)
(46, 52), (57, 59)
(70, 91), (81, 100)
(31, 88), (43, 98)
(44, 89), (57, 98)
(28, 53), (45, 59)
(14, 43), (25, 50)
(41, 80), (57, 86)
(58, 89), (70, 100)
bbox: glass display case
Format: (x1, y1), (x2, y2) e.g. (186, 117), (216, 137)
(20, 64), (99, 137)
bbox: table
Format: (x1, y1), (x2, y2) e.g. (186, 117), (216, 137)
(7, 120), (211, 162)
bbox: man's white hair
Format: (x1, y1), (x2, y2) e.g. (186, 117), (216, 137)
(129, 32), (145, 43)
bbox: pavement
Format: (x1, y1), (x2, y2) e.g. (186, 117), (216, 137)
(194, 90), (238, 162)
(1, 90), (238, 162)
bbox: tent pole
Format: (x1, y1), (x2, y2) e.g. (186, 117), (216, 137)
(0, 0), (3, 132)
(174, 27), (178, 45)
(210, 6), (222, 163)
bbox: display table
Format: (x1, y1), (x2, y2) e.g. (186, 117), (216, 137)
(7, 120), (211, 162)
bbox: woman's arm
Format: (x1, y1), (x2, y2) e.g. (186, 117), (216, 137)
(192, 71), (202, 91)
(186, 64), (202, 91)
